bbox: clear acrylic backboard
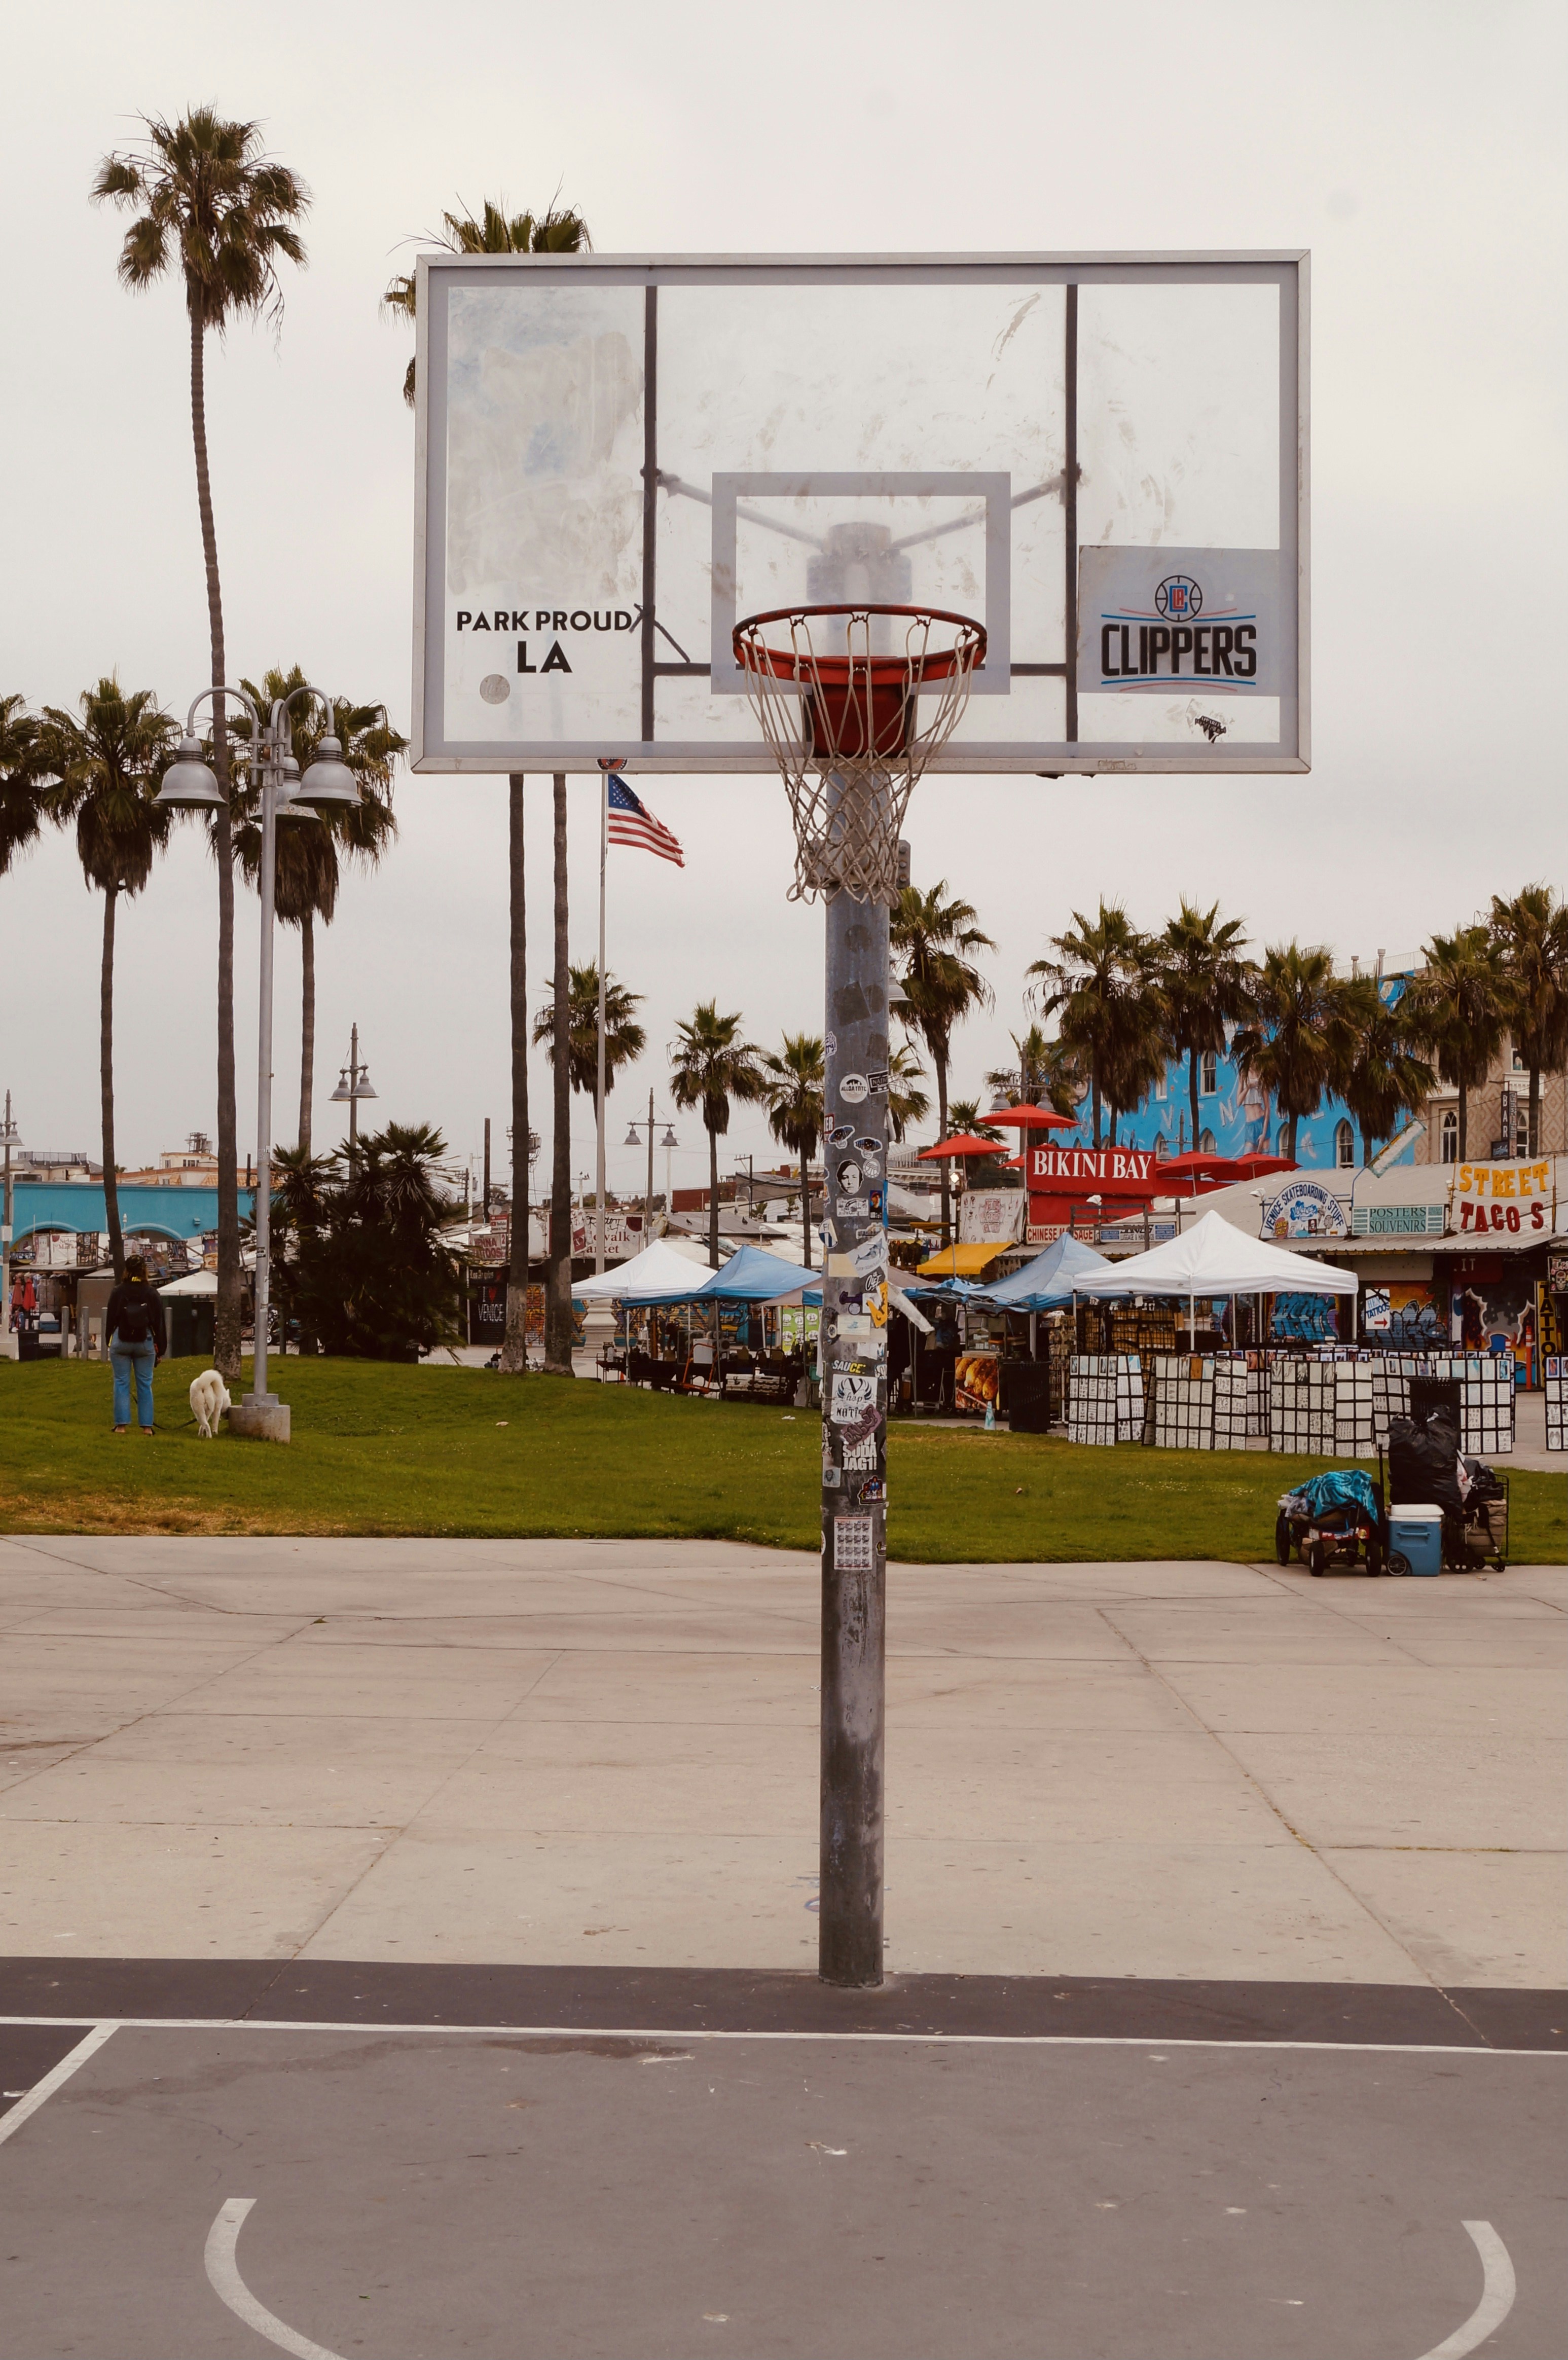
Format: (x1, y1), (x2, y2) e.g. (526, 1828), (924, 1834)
(411, 253), (1307, 776)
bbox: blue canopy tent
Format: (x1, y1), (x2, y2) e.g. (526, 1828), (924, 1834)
(970, 1232), (1117, 1312)
(633, 1243), (819, 1307)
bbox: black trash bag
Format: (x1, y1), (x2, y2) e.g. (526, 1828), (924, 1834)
(1388, 1414), (1464, 1512)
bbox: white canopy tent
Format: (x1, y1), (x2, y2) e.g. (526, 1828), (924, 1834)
(571, 1237), (713, 1302)
(1073, 1209), (1358, 1347)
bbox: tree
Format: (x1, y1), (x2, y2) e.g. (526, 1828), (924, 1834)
(885, 1043), (930, 1145)
(40, 679), (177, 1276)
(269, 1123), (460, 1359)
(230, 669), (402, 1153)
(1335, 978), (1435, 1167)
(94, 110), (309, 1378)
(1489, 885), (1568, 1159)
(670, 1003), (769, 1267)
(532, 961), (646, 1106)
(1, 696), (51, 877)
(1231, 942), (1348, 1164)
(1027, 900), (1146, 1151)
(383, 195), (590, 407)
(891, 881), (995, 1246)
(1402, 925), (1511, 1165)
(762, 1033), (825, 1267)
(1154, 898), (1254, 1155)
(982, 1023), (1081, 1119)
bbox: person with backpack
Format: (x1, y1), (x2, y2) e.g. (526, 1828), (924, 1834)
(106, 1253), (167, 1434)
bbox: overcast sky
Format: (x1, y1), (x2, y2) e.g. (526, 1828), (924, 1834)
(2, 0), (1562, 1202)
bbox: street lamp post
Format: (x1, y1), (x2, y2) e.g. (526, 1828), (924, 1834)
(330, 1027), (378, 1171)
(623, 1098), (679, 1236)
(157, 683), (361, 1440)
(1, 1092), (22, 1363)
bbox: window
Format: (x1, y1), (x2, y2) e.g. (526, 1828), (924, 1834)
(1198, 1127), (1217, 1154)
(1199, 1051), (1218, 1096)
(1440, 1109), (1458, 1164)
(1335, 1119), (1355, 1168)
(1154, 1136), (1169, 1161)
(1154, 1072), (1167, 1101)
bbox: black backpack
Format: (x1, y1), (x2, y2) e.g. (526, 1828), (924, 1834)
(116, 1289), (153, 1346)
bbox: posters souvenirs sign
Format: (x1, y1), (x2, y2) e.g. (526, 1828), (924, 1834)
(1448, 1160), (1556, 1236)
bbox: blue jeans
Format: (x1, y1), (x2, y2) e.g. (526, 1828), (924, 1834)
(111, 1337), (157, 1428)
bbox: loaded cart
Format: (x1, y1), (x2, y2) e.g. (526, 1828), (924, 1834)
(1275, 1468), (1387, 1578)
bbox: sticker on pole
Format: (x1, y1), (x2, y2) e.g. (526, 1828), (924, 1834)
(829, 1370), (878, 1424)
(833, 1514), (876, 1572)
(838, 1074), (869, 1106)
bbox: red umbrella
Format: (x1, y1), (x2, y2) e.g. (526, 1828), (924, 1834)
(984, 1103), (1076, 1131)
(918, 1132), (1009, 1160)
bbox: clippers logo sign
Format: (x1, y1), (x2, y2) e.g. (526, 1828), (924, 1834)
(1077, 548), (1283, 697)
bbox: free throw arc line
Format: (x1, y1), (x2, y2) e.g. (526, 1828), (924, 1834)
(205, 2198), (347, 2360)
(1414, 2221), (1517, 2360)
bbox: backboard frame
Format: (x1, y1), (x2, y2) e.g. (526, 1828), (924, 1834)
(411, 250), (1309, 777)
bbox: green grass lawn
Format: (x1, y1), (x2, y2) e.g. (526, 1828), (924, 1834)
(2, 1354), (1561, 1564)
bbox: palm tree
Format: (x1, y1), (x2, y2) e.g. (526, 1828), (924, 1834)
(762, 1033), (825, 1267)
(1231, 942), (1348, 1163)
(1335, 977), (1435, 1166)
(1155, 898), (1254, 1156)
(1027, 900), (1146, 1151)
(1, 696), (52, 877)
(1489, 885), (1568, 1159)
(983, 1023), (1081, 1119)
(94, 111), (309, 1377)
(670, 1003), (769, 1267)
(885, 1043), (930, 1145)
(230, 670), (402, 1154)
(1402, 925), (1511, 1165)
(891, 881), (995, 1246)
(383, 195), (590, 407)
(532, 962), (646, 1106)
(41, 680), (177, 1276)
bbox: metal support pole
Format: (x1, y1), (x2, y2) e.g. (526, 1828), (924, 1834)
(595, 770), (609, 1273)
(250, 735), (279, 1408)
(1, 1093), (16, 1364)
(348, 1025), (359, 1172)
(818, 811), (890, 1989)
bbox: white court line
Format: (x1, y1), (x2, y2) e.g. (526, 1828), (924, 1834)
(1415, 2222), (1516, 2359)
(0, 2024), (116, 2149)
(0, 2013), (1562, 2055)
(205, 2198), (346, 2360)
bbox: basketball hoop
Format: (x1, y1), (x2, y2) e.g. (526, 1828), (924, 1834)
(733, 604), (986, 905)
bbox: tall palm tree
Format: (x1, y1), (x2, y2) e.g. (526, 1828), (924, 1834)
(94, 111), (308, 1377)
(383, 195), (590, 407)
(1402, 925), (1511, 1165)
(1027, 900), (1146, 1151)
(230, 670), (402, 1153)
(891, 881), (995, 1246)
(532, 962), (646, 1104)
(762, 1033), (824, 1267)
(885, 1044), (930, 1145)
(1489, 884), (1568, 1159)
(670, 1003), (769, 1267)
(1155, 898), (1254, 1156)
(1335, 977), (1435, 1166)
(983, 1023), (1081, 1118)
(41, 680), (177, 1276)
(1, 696), (51, 877)
(1231, 942), (1348, 1164)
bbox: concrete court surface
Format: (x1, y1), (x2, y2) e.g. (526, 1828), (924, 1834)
(0, 2019), (1563, 2359)
(1, 1532), (1563, 1985)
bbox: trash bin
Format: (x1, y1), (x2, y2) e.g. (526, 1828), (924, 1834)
(164, 1295), (216, 1360)
(1001, 1360), (1053, 1433)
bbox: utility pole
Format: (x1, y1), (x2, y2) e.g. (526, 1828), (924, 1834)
(483, 1117), (491, 1218)
(1, 1092), (21, 1364)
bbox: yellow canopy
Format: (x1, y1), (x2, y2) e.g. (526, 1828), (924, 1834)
(915, 1242), (1007, 1277)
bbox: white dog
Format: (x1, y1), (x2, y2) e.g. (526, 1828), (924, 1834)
(189, 1368), (232, 1439)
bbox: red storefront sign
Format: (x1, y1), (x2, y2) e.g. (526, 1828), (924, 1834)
(1028, 1144), (1162, 1232)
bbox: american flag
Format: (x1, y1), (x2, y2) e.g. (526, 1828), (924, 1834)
(605, 771), (684, 866)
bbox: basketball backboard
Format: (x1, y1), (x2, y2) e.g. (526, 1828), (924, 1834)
(411, 252), (1307, 776)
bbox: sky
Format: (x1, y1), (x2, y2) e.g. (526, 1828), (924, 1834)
(2, 0), (1563, 1204)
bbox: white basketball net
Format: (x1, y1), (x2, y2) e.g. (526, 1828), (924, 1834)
(734, 606), (984, 905)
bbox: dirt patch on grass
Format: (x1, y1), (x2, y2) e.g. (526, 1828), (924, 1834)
(1, 1490), (334, 1537)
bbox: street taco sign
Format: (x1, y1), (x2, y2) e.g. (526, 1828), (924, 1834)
(1449, 1160), (1556, 1236)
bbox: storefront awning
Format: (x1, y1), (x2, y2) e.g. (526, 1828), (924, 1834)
(916, 1242), (1008, 1278)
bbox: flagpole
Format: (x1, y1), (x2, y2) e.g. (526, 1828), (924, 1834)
(595, 762), (609, 1274)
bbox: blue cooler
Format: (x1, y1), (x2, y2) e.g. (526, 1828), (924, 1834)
(1388, 1505), (1444, 1576)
